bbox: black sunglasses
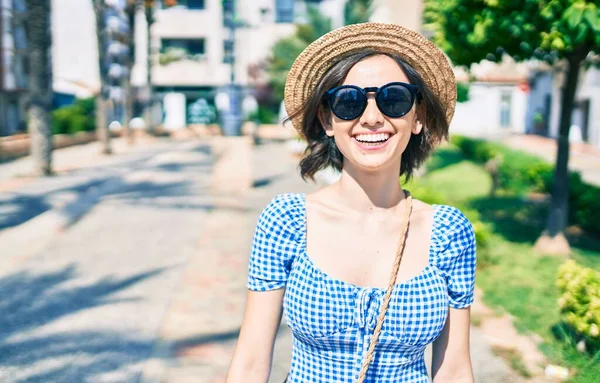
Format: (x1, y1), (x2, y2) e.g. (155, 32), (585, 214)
(324, 82), (420, 121)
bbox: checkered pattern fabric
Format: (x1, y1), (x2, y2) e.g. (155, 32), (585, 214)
(247, 193), (476, 383)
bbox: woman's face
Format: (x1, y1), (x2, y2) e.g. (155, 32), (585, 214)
(320, 55), (422, 174)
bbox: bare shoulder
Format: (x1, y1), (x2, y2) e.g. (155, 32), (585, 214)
(410, 198), (435, 227)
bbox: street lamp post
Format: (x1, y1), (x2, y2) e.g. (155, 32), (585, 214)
(220, 0), (243, 137)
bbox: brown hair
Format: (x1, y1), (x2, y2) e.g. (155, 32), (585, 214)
(289, 50), (449, 181)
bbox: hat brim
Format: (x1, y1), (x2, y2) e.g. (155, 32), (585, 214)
(284, 22), (457, 135)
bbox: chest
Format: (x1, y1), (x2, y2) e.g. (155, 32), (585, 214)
(305, 208), (434, 289)
(283, 255), (449, 347)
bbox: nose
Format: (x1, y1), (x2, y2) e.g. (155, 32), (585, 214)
(359, 94), (384, 127)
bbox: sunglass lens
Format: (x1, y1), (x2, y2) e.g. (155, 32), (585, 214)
(377, 84), (413, 118)
(331, 88), (365, 120)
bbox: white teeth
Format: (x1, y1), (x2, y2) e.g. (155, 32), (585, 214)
(355, 133), (390, 142)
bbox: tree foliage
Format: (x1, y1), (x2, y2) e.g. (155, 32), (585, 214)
(424, 0), (600, 66)
(344, 0), (373, 26)
(424, 0), (600, 241)
(267, 5), (332, 101)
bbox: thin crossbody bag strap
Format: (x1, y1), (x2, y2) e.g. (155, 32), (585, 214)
(355, 195), (413, 383)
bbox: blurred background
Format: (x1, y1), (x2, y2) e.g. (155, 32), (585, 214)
(0, 0), (599, 382)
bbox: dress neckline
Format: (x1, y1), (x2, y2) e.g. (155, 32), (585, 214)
(298, 193), (440, 291)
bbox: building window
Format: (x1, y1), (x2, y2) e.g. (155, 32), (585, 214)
(162, 0), (205, 9)
(275, 0), (294, 23)
(161, 38), (206, 55)
(500, 92), (512, 128)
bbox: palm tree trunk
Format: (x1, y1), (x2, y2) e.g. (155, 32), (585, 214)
(123, 0), (139, 145)
(92, 0), (112, 154)
(24, 0), (53, 176)
(144, 5), (154, 133)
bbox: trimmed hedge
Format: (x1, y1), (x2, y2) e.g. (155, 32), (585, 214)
(451, 135), (600, 236)
(557, 260), (600, 353)
(52, 98), (96, 135)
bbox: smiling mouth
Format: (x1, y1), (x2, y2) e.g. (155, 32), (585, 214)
(353, 133), (391, 146)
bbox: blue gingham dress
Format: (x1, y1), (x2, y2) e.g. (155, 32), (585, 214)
(247, 193), (476, 383)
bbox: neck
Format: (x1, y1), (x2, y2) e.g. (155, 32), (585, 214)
(333, 164), (405, 212)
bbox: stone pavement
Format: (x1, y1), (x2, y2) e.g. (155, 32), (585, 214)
(0, 136), (185, 234)
(0, 139), (214, 382)
(502, 134), (600, 187)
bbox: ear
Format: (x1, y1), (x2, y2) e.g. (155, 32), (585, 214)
(318, 106), (334, 137)
(412, 104), (425, 135)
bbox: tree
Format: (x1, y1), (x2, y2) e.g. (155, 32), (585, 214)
(24, 0), (53, 175)
(344, 0), (373, 25)
(425, 0), (600, 254)
(268, 5), (332, 101)
(92, 0), (112, 154)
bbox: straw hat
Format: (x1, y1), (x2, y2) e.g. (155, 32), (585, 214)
(284, 22), (457, 134)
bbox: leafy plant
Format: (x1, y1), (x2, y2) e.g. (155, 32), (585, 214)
(51, 98), (96, 135)
(557, 260), (600, 353)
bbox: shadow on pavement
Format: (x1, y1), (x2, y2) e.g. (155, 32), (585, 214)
(0, 178), (110, 231)
(252, 173), (286, 189)
(171, 324), (289, 353)
(0, 265), (164, 383)
(0, 142), (215, 233)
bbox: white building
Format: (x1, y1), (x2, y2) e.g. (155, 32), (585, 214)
(133, 0), (299, 129)
(536, 67), (600, 150)
(52, 0), (100, 101)
(451, 57), (530, 138)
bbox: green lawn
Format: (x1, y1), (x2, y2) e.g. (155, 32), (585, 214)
(410, 145), (600, 383)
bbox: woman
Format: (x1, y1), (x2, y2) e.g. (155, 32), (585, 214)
(227, 22), (476, 383)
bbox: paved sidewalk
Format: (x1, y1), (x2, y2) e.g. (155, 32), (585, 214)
(0, 139), (214, 382)
(0, 136), (166, 182)
(0, 137), (184, 233)
(502, 134), (600, 186)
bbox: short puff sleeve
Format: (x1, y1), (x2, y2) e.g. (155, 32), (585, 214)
(247, 194), (303, 291)
(434, 206), (477, 309)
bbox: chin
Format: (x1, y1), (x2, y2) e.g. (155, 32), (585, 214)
(350, 155), (399, 174)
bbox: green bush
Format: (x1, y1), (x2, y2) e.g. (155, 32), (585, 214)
(51, 98), (95, 135)
(496, 152), (553, 194)
(450, 135), (499, 163)
(568, 173), (600, 235)
(556, 260), (600, 353)
(456, 82), (470, 103)
(451, 135), (551, 193)
(452, 135), (600, 236)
